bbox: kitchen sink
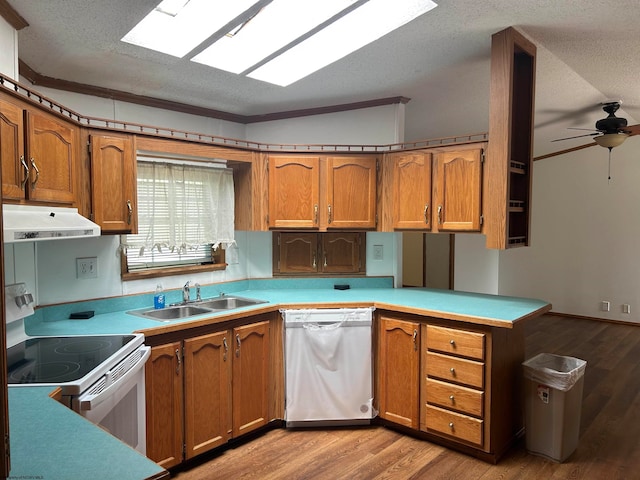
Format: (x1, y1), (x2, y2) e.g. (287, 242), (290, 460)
(128, 305), (212, 322)
(196, 296), (267, 310)
(127, 296), (267, 322)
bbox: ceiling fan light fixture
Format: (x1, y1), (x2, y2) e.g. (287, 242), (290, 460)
(594, 133), (628, 149)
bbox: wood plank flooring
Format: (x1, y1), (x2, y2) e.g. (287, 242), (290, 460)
(171, 315), (640, 480)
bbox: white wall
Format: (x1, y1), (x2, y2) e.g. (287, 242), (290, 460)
(498, 139), (640, 323)
(453, 234), (499, 294)
(0, 16), (18, 80)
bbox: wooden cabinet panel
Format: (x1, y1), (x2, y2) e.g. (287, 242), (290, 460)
(274, 231), (365, 275)
(232, 321), (270, 437)
(391, 151), (432, 230)
(425, 378), (484, 417)
(0, 99), (26, 200)
(426, 325), (485, 360)
(24, 110), (78, 204)
(145, 342), (183, 469)
(90, 133), (137, 233)
(425, 404), (484, 446)
(433, 148), (483, 232)
(377, 316), (420, 428)
(184, 331), (231, 459)
(326, 156), (377, 229)
(268, 155), (320, 229)
(425, 351), (484, 389)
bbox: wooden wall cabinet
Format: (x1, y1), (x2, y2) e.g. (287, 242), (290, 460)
(377, 315), (421, 429)
(1, 97), (79, 206)
(268, 154), (378, 230)
(89, 133), (137, 233)
(485, 27), (536, 248)
(384, 145), (484, 233)
(273, 231), (366, 275)
(145, 318), (271, 467)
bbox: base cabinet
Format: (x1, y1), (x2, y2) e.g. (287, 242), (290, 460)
(145, 318), (271, 467)
(377, 311), (525, 461)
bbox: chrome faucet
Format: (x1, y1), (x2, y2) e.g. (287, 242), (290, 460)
(183, 281), (191, 303)
(195, 283), (201, 301)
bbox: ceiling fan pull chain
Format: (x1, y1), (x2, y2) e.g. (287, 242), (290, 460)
(608, 147), (612, 183)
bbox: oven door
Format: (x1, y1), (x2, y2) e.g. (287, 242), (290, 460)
(72, 346), (150, 454)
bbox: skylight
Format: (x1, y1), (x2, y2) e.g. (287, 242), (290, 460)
(122, 0), (438, 86)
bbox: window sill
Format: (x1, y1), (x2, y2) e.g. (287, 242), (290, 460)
(122, 263), (227, 281)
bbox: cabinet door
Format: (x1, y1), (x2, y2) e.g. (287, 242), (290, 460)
(0, 99), (26, 200)
(377, 316), (421, 428)
(276, 232), (318, 274)
(325, 156), (377, 229)
(321, 232), (364, 274)
(268, 155), (320, 229)
(433, 148), (483, 232)
(232, 321), (270, 437)
(90, 134), (137, 233)
(184, 331), (232, 459)
(145, 342), (184, 468)
(391, 151), (432, 230)
(24, 110), (78, 205)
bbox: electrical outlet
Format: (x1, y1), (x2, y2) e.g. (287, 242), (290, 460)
(622, 304), (631, 314)
(76, 257), (97, 279)
(601, 301), (610, 312)
(373, 245), (384, 261)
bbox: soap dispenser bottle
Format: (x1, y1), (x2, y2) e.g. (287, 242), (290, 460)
(154, 284), (165, 309)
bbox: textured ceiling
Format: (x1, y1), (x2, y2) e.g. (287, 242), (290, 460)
(8, 0), (640, 155)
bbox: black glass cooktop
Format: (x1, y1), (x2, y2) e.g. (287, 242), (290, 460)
(6, 335), (136, 385)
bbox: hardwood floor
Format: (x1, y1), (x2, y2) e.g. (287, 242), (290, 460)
(171, 315), (640, 479)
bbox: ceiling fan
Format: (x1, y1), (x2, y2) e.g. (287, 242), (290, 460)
(552, 101), (640, 149)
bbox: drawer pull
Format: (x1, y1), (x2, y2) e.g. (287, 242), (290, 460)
(450, 367), (455, 374)
(449, 395), (455, 401)
(450, 339), (455, 346)
(449, 422), (454, 429)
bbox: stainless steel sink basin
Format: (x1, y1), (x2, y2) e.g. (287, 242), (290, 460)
(196, 296), (267, 310)
(128, 305), (212, 322)
(127, 296), (267, 322)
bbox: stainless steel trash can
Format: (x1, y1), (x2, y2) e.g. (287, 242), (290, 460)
(522, 353), (587, 462)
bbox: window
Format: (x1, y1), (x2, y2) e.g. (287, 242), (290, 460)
(121, 157), (234, 278)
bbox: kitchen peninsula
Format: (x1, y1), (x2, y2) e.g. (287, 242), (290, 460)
(18, 278), (550, 469)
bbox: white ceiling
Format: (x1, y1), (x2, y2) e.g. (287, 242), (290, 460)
(8, 0), (640, 157)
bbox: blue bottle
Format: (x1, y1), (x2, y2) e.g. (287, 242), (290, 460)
(154, 284), (165, 309)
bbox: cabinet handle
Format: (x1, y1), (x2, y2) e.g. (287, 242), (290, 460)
(223, 337), (228, 362)
(450, 367), (455, 375)
(450, 339), (455, 346)
(323, 253), (328, 268)
(449, 395), (455, 402)
(30, 158), (40, 190)
(314, 204), (318, 224)
(437, 205), (443, 224)
(175, 348), (181, 375)
(126, 200), (133, 225)
(449, 422), (454, 430)
(412, 329), (418, 351)
(327, 204), (332, 224)
(423, 204), (429, 224)
(20, 156), (29, 189)
(235, 333), (241, 358)
(312, 253), (317, 269)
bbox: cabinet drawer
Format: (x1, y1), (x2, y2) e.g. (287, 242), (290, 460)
(425, 378), (484, 417)
(426, 352), (484, 389)
(424, 404), (483, 446)
(426, 325), (485, 360)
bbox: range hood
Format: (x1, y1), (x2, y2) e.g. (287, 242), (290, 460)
(2, 204), (100, 243)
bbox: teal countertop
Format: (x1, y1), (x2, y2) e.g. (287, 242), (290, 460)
(8, 387), (166, 480)
(26, 283), (551, 337)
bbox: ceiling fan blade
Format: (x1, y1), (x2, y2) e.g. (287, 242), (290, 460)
(567, 127), (599, 132)
(551, 132), (599, 142)
(534, 142), (597, 161)
(623, 124), (640, 135)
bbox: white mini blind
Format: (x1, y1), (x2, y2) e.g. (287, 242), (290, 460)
(123, 160), (235, 259)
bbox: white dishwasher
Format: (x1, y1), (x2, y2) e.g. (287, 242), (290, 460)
(283, 307), (374, 427)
